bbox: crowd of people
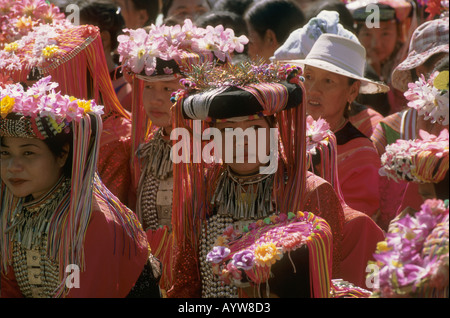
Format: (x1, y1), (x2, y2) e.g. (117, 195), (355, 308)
(0, 0), (448, 299)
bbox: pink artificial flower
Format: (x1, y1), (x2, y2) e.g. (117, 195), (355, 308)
(305, 115), (332, 155)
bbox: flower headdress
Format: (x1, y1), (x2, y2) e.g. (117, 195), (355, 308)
(370, 199), (449, 297)
(0, 0), (66, 49)
(0, 22), (128, 120)
(206, 211), (333, 298)
(404, 70), (449, 126)
(0, 75), (103, 138)
(117, 19), (248, 78)
(379, 129), (449, 183)
(0, 77), (105, 297)
(117, 19), (249, 190)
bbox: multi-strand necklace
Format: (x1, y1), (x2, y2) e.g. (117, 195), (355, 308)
(200, 167), (275, 298)
(8, 177), (71, 298)
(136, 129), (174, 231)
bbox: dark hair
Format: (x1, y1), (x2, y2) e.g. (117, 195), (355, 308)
(0, 122), (73, 178)
(345, 77), (359, 118)
(250, 245), (310, 298)
(212, 0), (255, 15)
(43, 129), (74, 178)
(244, 0), (306, 45)
(435, 170), (449, 201)
(79, 1), (125, 51)
(433, 55), (449, 73)
(195, 10), (248, 40)
(132, 0), (160, 25)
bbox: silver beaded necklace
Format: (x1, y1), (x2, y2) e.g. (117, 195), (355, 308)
(200, 167), (276, 298)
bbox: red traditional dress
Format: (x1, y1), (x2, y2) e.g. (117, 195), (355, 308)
(0, 176), (150, 298)
(335, 121), (381, 217)
(349, 102), (384, 138)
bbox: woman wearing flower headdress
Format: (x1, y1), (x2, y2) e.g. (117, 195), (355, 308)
(117, 18), (248, 297)
(172, 60), (347, 297)
(0, 77), (159, 298)
(0, 6), (135, 208)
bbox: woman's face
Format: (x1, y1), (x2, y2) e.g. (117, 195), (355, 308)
(142, 79), (179, 129)
(358, 21), (398, 66)
(1, 137), (68, 200)
(303, 65), (359, 131)
(115, 0), (148, 29)
(246, 24), (277, 63)
(166, 0), (209, 24)
(215, 118), (272, 175)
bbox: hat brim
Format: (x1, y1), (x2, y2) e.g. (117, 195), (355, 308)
(284, 58), (390, 94)
(391, 45), (449, 92)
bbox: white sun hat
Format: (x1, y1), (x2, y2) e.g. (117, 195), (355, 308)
(284, 33), (390, 94)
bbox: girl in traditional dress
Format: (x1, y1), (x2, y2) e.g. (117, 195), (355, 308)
(117, 18), (248, 297)
(171, 60), (347, 297)
(0, 77), (159, 298)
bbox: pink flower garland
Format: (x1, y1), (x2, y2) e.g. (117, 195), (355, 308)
(404, 71), (449, 126)
(206, 211), (321, 286)
(0, 75), (104, 121)
(371, 199), (449, 297)
(117, 19), (249, 76)
(0, 0), (66, 48)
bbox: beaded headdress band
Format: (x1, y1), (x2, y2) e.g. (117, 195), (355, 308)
(379, 129), (449, 183)
(206, 211), (333, 298)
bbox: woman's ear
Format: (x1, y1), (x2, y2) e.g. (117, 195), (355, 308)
(348, 80), (361, 103)
(100, 30), (111, 52)
(57, 144), (70, 169)
(264, 29), (279, 50)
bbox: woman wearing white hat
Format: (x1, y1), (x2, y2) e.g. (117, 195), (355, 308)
(287, 33), (389, 220)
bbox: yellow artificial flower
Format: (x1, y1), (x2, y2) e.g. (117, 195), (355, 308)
(391, 260), (402, 268)
(376, 241), (392, 252)
(433, 71), (449, 91)
(4, 42), (19, 52)
(42, 45), (60, 58)
(1, 95), (15, 118)
(254, 242), (281, 267)
(137, 48), (146, 59)
(77, 100), (92, 113)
